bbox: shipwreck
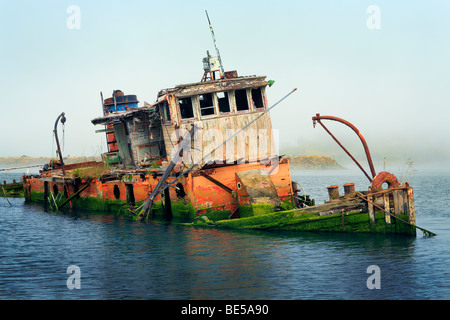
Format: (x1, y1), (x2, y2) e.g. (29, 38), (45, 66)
(20, 13), (434, 237)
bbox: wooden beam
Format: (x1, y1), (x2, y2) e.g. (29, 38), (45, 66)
(198, 170), (233, 194)
(384, 193), (391, 224)
(368, 194), (375, 223)
(57, 181), (91, 210)
(407, 187), (416, 225)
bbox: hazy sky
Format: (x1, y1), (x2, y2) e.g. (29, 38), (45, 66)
(1, 0), (449, 171)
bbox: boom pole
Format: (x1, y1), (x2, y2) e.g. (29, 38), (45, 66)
(54, 112), (66, 176)
(205, 10), (225, 75)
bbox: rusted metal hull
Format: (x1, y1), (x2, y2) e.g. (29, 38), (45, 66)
(21, 158), (422, 236)
(22, 159), (294, 221)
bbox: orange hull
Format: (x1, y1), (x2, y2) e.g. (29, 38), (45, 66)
(23, 159), (294, 219)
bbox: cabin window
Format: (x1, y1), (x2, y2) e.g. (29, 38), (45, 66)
(235, 89), (249, 111)
(251, 87), (265, 109)
(159, 100), (171, 123)
(179, 97), (195, 119)
(218, 91), (231, 113)
(199, 93), (215, 117)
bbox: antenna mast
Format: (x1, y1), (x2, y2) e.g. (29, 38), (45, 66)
(205, 10), (225, 75)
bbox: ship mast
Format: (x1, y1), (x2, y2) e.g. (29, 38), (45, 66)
(202, 10), (225, 81)
(206, 10), (224, 74)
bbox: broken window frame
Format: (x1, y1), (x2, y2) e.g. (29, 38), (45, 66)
(198, 92), (217, 118)
(251, 86), (266, 110)
(178, 96), (196, 121)
(235, 89), (250, 113)
(217, 91), (232, 115)
(159, 100), (172, 125)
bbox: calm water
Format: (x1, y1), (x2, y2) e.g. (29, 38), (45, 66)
(1, 168), (450, 300)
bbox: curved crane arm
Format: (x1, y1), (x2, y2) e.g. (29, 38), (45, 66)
(312, 113), (376, 182)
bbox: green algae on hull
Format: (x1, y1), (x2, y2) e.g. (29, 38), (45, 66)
(192, 209), (415, 235)
(25, 188), (417, 236)
(1, 183), (24, 198)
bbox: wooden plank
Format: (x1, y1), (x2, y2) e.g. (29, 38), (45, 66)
(393, 190), (403, 215)
(392, 190), (398, 214)
(384, 193), (391, 224)
(407, 187), (416, 224)
(63, 161), (102, 171)
(198, 171), (233, 194)
(368, 194), (375, 223)
(162, 124), (176, 161)
(175, 111), (274, 166)
(401, 189), (408, 214)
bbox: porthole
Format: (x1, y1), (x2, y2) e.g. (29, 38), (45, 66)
(113, 184), (120, 200)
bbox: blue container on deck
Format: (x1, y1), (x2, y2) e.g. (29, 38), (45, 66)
(104, 93), (139, 113)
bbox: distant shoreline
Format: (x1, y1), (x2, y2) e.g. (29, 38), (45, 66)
(286, 155), (344, 170)
(0, 155), (344, 170)
(0, 156), (101, 169)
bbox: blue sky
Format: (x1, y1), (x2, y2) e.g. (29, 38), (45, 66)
(1, 0), (449, 170)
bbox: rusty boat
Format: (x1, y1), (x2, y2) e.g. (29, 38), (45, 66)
(20, 15), (435, 237)
(20, 63), (433, 236)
